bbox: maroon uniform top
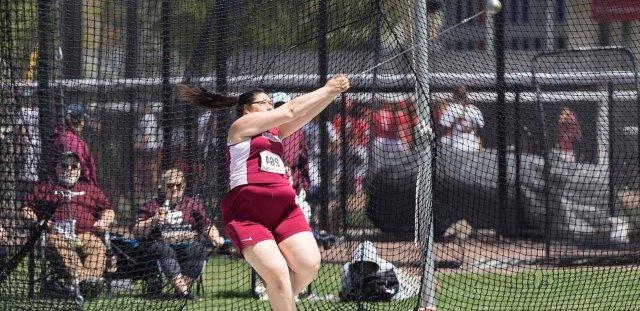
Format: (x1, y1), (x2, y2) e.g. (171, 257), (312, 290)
(51, 125), (98, 184)
(227, 127), (289, 190)
(137, 197), (211, 233)
(23, 180), (112, 234)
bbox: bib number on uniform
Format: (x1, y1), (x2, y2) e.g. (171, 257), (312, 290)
(259, 151), (285, 174)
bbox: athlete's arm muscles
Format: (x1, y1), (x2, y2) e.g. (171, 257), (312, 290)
(278, 86), (340, 139)
(228, 86), (340, 143)
(228, 107), (295, 144)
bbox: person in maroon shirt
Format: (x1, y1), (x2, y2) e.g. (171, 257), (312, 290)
(50, 104), (98, 184)
(22, 151), (114, 294)
(132, 168), (224, 299)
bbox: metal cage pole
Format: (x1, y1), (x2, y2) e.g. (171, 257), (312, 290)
(32, 0), (55, 298)
(414, 0), (436, 310)
(160, 0), (173, 171)
(181, 1), (217, 196)
(318, 0), (330, 233)
(125, 0), (140, 205)
(607, 82), (615, 217)
(494, 0), (510, 237)
(213, 0), (230, 198)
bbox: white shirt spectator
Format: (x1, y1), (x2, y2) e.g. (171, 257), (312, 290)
(197, 111), (211, 147)
(17, 107), (40, 182)
(439, 103), (484, 152)
(197, 111), (219, 158)
(135, 112), (163, 151)
(171, 125), (185, 150)
(302, 122), (321, 190)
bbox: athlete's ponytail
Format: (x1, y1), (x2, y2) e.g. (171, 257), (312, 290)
(177, 84), (238, 109)
(178, 85), (269, 118)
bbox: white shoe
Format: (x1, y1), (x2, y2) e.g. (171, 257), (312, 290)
(254, 281), (300, 302)
(255, 281), (269, 301)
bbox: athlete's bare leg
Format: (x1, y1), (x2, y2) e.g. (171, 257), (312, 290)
(278, 231), (321, 296)
(243, 240), (296, 311)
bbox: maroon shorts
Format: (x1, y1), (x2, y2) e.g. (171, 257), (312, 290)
(220, 183), (311, 252)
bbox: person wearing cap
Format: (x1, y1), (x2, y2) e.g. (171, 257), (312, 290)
(132, 168), (225, 300)
(50, 103), (98, 184)
(22, 151), (114, 298)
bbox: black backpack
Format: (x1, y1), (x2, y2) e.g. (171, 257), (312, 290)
(340, 262), (400, 302)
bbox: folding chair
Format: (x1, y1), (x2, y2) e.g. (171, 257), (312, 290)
(103, 234), (164, 298)
(38, 232), (84, 307)
(153, 242), (211, 296)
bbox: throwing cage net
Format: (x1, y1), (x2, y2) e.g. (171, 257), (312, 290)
(1, 0), (640, 310)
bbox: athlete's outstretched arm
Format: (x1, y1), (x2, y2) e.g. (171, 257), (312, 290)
(228, 75), (350, 143)
(278, 75), (350, 138)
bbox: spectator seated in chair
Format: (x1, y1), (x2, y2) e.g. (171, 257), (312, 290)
(132, 168), (225, 300)
(22, 151), (114, 299)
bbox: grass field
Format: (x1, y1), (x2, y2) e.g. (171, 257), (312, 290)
(2, 256), (640, 310)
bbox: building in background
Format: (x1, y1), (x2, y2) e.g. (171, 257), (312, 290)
(428, 0), (640, 73)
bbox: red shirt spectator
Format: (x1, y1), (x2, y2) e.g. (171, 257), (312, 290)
(331, 113), (370, 147)
(133, 168), (224, 245)
(23, 179), (112, 234)
(372, 102), (412, 148)
(137, 196), (212, 235)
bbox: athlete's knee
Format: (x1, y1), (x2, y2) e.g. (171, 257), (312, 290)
(264, 270), (293, 293)
(309, 254), (321, 275)
(296, 253), (321, 278)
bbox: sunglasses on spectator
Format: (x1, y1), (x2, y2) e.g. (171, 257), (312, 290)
(166, 182), (184, 190)
(58, 163), (80, 170)
(252, 100), (273, 107)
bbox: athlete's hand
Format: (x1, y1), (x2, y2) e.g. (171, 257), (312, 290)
(326, 75), (350, 93)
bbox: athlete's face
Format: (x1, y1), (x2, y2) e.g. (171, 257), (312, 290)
(244, 92), (273, 114)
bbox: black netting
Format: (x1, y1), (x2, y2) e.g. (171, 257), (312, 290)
(1, 1), (640, 310)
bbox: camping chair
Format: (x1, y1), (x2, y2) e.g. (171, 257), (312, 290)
(106, 236), (213, 298)
(38, 232), (86, 306)
(103, 233), (164, 298)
